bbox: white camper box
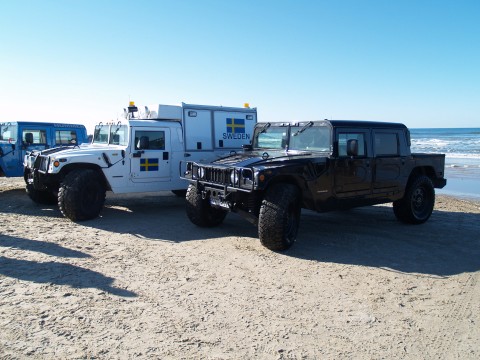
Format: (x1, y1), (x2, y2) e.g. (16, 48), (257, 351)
(137, 102), (257, 152)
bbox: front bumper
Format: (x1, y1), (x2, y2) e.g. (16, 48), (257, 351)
(182, 161), (256, 193)
(434, 178), (447, 189)
(24, 153), (59, 189)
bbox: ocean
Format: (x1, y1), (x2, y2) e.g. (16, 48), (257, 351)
(409, 128), (480, 200)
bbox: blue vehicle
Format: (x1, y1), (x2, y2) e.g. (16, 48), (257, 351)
(0, 122), (88, 177)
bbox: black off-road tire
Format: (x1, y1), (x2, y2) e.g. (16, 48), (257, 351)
(185, 184), (227, 227)
(258, 183), (301, 251)
(58, 169), (106, 221)
(393, 175), (435, 224)
(25, 183), (57, 205)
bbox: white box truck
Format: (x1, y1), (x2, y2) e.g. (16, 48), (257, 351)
(24, 101), (257, 221)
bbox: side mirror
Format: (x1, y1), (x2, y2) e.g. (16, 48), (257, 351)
(347, 139), (358, 157)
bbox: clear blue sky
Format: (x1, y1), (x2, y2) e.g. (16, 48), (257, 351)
(1, 0), (479, 134)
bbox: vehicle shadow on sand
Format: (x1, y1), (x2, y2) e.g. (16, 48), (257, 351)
(91, 196), (480, 277)
(86, 193), (260, 241)
(0, 235), (91, 258)
(0, 188), (61, 218)
(289, 206), (480, 277)
(1, 189), (258, 239)
(0, 234), (137, 298)
(5, 189), (479, 277)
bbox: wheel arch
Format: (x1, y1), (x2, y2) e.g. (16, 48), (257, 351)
(406, 166), (436, 189)
(264, 175), (303, 192)
(59, 163), (111, 191)
(254, 175), (304, 212)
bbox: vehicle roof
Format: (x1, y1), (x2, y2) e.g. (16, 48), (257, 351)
(327, 120), (407, 129)
(1, 121), (86, 129)
(127, 119), (182, 127)
(262, 120), (407, 129)
(182, 103), (257, 112)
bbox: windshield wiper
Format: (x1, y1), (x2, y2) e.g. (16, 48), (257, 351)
(112, 121), (122, 136)
(254, 122), (271, 138)
(292, 121), (313, 136)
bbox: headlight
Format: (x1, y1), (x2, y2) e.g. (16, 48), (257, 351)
(26, 156), (34, 168)
(230, 169), (240, 185)
(197, 167), (205, 179)
(48, 158), (55, 171)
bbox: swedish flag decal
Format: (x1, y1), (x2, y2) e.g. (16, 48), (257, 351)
(226, 118), (245, 134)
(140, 158), (159, 171)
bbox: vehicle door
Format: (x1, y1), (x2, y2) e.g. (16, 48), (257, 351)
(0, 122), (21, 176)
(372, 130), (405, 194)
(20, 125), (51, 169)
(130, 127), (171, 183)
(333, 129), (372, 197)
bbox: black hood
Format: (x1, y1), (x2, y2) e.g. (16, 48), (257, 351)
(212, 150), (318, 168)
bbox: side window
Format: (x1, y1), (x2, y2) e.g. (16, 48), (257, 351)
(134, 131), (165, 150)
(23, 129), (47, 144)
(1, 124), (17, 142)
(56, 130), (77, 145)
(375, 132), (399, 156)
(338, 132), (366, 157)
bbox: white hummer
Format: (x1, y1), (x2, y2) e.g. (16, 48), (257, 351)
(24, 101), (257, 221)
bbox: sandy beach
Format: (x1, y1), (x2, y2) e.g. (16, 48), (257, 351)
(1, 176), (479, 359)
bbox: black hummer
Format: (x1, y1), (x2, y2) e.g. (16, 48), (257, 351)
(182, 120), (447, 251)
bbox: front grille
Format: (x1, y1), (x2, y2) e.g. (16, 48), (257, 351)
(205, 167), (230, 184)
(189, 163), (254, 192)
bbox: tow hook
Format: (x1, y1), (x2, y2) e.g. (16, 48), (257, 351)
(201, 190), (207, 200)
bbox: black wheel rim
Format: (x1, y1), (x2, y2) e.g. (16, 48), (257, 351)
(411, 185), (430, 219)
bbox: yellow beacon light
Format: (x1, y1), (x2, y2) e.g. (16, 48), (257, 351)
(244, 103), (250, 108)
(127, 101), (138, 115)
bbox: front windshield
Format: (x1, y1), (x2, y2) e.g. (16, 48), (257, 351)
(109, 124), (128, 145)
(252, 123), (332, 152)
(253, 126), (289, 149)
(93, 124), (128, 145)
(0, 123), (17, 142)
(289, 125), (331, 151)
